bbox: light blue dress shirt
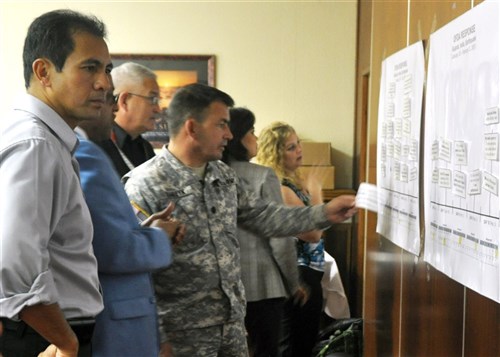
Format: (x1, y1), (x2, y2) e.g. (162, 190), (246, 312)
(0, 94), (102, 320)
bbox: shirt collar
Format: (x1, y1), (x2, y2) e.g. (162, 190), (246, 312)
(112, 122), (130, 147)
(162, 147), (221, 185)
(14, 93), (79, 154)
(74, 126), (89, 140)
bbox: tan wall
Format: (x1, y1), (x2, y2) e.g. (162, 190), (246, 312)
(359, 0), (500, 356)
(0, 1), (357, 188)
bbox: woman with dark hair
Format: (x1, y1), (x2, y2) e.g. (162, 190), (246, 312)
(222, 108), (305, 357)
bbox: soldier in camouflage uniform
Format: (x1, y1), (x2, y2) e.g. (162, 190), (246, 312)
(123, 83), (357, 357)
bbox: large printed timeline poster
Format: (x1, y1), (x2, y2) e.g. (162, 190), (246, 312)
(424, 0), (499, 303)
(376, 41), (425, 256)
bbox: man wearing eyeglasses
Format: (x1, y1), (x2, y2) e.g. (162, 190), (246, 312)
(98, 61), (160, 177)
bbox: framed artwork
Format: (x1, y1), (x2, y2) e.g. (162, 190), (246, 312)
(110, 54), (216, 148)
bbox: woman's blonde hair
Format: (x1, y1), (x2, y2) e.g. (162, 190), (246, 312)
(256, 121), (303, 189)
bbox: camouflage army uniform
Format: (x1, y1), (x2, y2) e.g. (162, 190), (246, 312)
(123, 148), (330, 356)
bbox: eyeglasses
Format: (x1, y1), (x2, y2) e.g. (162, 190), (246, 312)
(127, 92), (161, 106)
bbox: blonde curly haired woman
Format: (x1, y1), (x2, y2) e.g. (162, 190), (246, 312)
(256, 122), (325, 357)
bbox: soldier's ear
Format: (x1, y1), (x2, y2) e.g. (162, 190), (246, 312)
(185, 118), (198, 138)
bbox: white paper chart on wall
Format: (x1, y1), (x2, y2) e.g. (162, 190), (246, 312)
(376, 40), (425, 256)
(424, 0), (499, 303)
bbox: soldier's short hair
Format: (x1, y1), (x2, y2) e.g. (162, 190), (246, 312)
(166, 83), (234, 137)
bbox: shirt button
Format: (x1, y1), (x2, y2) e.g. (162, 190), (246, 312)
(211, 207), (216, 214)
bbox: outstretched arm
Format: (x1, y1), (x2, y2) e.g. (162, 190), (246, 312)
(323, 195), (357, 223)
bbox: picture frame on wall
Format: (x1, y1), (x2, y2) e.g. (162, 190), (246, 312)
(110, 54), (216, 148)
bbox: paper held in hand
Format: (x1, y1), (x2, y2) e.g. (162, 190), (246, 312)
(355, 183), (378, 212)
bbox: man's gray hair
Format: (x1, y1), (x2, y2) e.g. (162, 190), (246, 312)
(111, 62), (157, 95)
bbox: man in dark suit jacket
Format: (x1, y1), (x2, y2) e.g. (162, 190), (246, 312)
(98, 62), (160, 177)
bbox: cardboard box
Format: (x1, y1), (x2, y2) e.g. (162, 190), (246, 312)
(301, 141), (332, 166)
(298, 165), (335, 190)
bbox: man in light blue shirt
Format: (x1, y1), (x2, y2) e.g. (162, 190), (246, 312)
(0, 9), (112, 357)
